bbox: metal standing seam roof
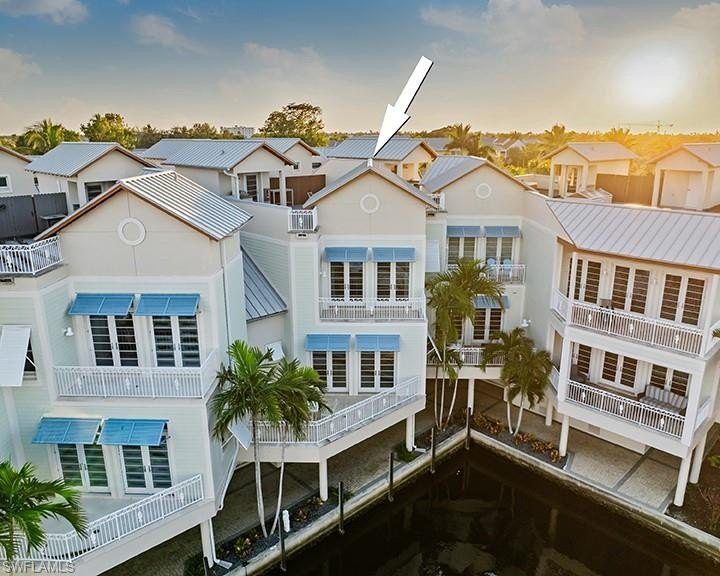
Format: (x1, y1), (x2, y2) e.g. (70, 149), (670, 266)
(140, 139), (196, 161)
(25, 142), (151, 177)
(243, 249), (287, 322)
(546, 142), (638, 162)
(651, 143), (720, 167)
(324, 136), (437, 161)
(420, 155), (535, 194)
(160, 140), (294, 170)
(547, 199), (720, 270)
(141, 138), (318, 162)
(304, 162), (437, 209)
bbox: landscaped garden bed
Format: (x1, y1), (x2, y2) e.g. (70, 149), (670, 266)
(472, 413), (567, 468)
(184, 490), (340, 576)
(667, 439), (720, 538)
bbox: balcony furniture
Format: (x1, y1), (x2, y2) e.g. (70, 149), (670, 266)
(639, 385), (688, 415)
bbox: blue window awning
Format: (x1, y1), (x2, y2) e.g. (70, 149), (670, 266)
(98, 419), (167, 446)
(447, 225), (484, 238)
(484, 226), (521, 238)
(474, 295), (509, 309)
(135, 294), (200, 316)
(32, 417), (101, 445)
(356, 334), (401, 352)
(68, 294), (134, 316)
(305, 334), (351, 352)
(372, 248), (416, 262)
(323, 247), (368, 262)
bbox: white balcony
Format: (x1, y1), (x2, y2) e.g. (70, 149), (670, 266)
(319, 297), (425, 321)
(288, 208), (318, 232)
(0, 237), (62, 276)
(486, 264), (526, 284)
(55, 350), (219, 399)
(1, 475), (204, 563)
(551, 290), (712, 357)
(454, 347), (504, 367)
(565, 378), (685, 438)
(255, 376), (423, 445)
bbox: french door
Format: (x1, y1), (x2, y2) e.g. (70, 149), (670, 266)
(611, 266), (650, 314)
(600, 352), (638, 389)
(245, 174), (259, 200)
(570, 259), (602, 304)
(485, 237), (513, 264)
(89, 314), (138, 367)
(121, 433), (172, 493)
(311, 351), (347, 390)
(659, 274), (705, 326)
(472, 309), (503, 342)
(151, 315), (201, 367)
(376, 262), (410, 300)
(359, 351), (395, 390)
(57, 443), (109, 493)
(447, 237), (475, 265)
(329, 262), (364, 300)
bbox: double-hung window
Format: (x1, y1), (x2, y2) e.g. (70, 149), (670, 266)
(357, 335), (399, 391)
(373, 248), (414, 301)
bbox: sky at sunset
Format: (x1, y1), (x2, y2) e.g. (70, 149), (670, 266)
(1, 0), (719, 134)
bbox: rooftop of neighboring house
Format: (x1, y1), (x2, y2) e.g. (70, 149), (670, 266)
(420, 155), (535, 194)
(322, 136), (437, 162)
(140, 138), (318, 164)
(243, 248), (287, 322)
(152, 139), (294, 171)
(25, 142), (152, 177)
(39, 170), (252, 241)
(651, 143), (720, 168)
(545, 142), (638, 162)
(424, 137), (450, 153)
(0, 144), (30, 163)
(547, 198), (720, 270)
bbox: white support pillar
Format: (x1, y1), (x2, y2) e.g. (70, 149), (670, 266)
(319, 458), (328, 501)
(200, 519), (217, 568)
(405, 414), (415, 452)
(559, 415), (570, 457)
(467, 379), (476, 414)
(674, 453), (693, 506)
(559, 165), (569, 198)
(545, 400), (554, 426)
(557, 337), (573, 402)
(690, 433), (708, 484)
(279, 170), (287, 206)
(651, 170), (662, 206)
(547, 162), (555, 198)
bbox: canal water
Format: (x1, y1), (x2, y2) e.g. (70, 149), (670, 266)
(268, 446), (718, 576)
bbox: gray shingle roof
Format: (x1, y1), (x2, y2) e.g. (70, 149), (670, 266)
(324, 136), (437, 161)
(25, 142), (150, 177)
(243, 249), (287, 321)
(547, 199), (720, 270)
(420, 155), (534, 194)
(304, 161), (437, 209)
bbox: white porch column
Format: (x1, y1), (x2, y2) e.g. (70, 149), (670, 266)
(200, 519), (217, 568)
(559, 165), (569, 197)
(690, 433), (708, 484)
(673, 453), (693, 506)
(579, 164), (589, 192)
(651, 170), (662, 206)
(405, 414), (415, 452)
(547, 162), (555, 197)
(559, 415), (570, 457)
(557, 337), (573, 402)
(545, 400), (554, 426)
(467, 379), (476, 414)
(279, 170), (287, 206)
(319, 458), (328, 501)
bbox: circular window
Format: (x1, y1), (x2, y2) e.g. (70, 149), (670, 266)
(117, 218), (146, 246)
(360, 193), (381, 214)
(475, 183), (493, 200)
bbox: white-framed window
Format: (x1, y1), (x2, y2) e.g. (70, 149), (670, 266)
(600, 352), (637, 389)
(376, 262), (410, 300)
(120, 427), (172, 493)
(359, 351), (395, 390)
(293, 162), (300, 170)
(329, 261), (364, 300)
(151, 315), (200, 367)
(611, 265), (650, 314)
(311, 162), (322, 169)
(472, 308), (503, 342)
(85, 182), (103, 201)
(24, 339), (36, 379)
(569, 258), (602, 304)
(311, 351), (347, 390)
(0, 174), (10, 191)
(659, 274), (705, 326)
(245, 174), (259, 199)
(485, 237), (514, 264)
(57, 442), (109, 493)
(649, 365), (690, 397)
(88, 314), (139, 367)
(447, 237), (476, 265)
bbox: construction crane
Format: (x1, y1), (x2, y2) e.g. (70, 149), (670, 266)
(619, 121), (674, 133)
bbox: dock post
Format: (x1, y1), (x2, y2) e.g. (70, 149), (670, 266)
(279, 517), (287, 572)
(465, 406), (472, 450)
(388, 452), (395, 502)
(430, 427), (436, 474)
(338, 481), (345, 535)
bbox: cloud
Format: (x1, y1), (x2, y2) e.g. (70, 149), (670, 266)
(421, 0), (584, 52)
(243, 42), (324, 71)
(0, 48), (39, 86)
(132, 14), (205, 53)
(0, 0), (87, 24)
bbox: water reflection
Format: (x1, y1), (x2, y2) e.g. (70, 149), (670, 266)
(268, 447), (715, 576)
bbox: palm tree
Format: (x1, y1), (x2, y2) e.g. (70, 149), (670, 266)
(446, 123), (477, 154)
(23, 119), (66, 154)
(540, 124), (570, 154)
(604, 127), (636, 149)
(427, 259), (504, 429)
(0, 461), (87, 560)
(211, 341), (327, 538)
(482, 330), (552, 434)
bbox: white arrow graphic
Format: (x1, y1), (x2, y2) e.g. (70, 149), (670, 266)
(373, 56), (433, 157)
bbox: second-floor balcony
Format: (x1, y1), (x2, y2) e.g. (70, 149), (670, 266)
(551, 290), (717, 357)
(0, 237), (63, 276)
(486, 263), (526, 284)
(319, 297), (425, 321)
(288, 208), (318, 233)
(55, 350), (220, 399)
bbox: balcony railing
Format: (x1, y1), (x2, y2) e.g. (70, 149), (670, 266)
(55, 350), (219, 399)
(0, 237), (62, 276)
(255, 376), (423, 445)
(319, 297), (425, 321)
(452, 347), (504, 367)
(486, 264), (526, 284)
(288, 208), (318, 232)
(566, 379), (685, 438)
(552, 290), (705, 356)
(430, 192), (445, 210)
(1, 475), (204, 563)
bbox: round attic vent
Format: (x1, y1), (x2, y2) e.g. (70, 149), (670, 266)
(117, 218), (146, 246)
(360, 193), (380, 214)
(475, 183), (492, 200)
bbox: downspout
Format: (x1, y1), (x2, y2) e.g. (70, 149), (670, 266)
(220, 240), (233, 353)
